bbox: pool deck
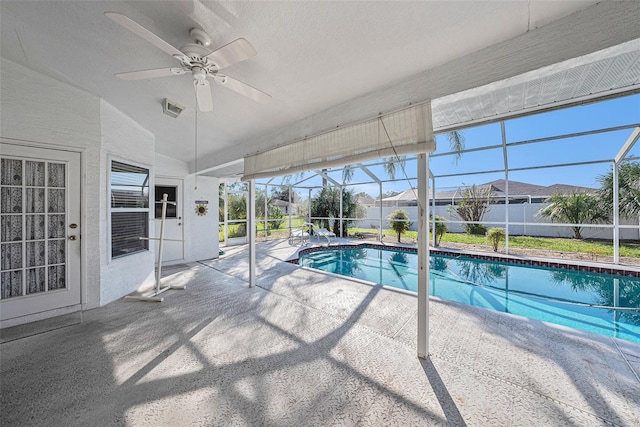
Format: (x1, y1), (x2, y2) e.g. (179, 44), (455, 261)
(1, 238), (639, 426)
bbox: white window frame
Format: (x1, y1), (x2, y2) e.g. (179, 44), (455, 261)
(107, 156), (152, 261)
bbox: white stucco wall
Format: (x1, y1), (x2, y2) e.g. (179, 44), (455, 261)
(156, 153), (219, 263)
(184, 175), (219, 262)
(99, 100), (156, 305)
(0, 59), (182, 315)
(0, 58), (103, 309)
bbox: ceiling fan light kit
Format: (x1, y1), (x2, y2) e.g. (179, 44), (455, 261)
(105, 12), (271, 112)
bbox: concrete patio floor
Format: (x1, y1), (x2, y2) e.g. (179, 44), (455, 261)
(1, 239), (639, 426)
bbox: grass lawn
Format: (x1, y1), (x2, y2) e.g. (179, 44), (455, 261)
(349, 227), (640, 258)
(220, 222), (639, 259)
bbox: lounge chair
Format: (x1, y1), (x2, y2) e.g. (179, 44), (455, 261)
(316, 228), (336, 238)
(289, 228), (309, 245)
(314, 227), (336, 246)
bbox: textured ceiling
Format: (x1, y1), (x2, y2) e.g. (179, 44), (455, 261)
(1, 1), (640, 178)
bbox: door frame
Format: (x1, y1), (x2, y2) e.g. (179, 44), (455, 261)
(154, 176), (185, 263)
(0, 140), (85, 327)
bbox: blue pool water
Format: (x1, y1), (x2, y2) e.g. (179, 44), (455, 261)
(298, 246), (640, 343)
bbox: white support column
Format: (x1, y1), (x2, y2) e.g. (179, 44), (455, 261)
(339, 186), (343, 238)
(223, 184), (229, 245)
(308, 188), (312, 225)
(379, 182), (383, 242)
(613, 127), (639, 264)
(501, 121), (510, 254)
(249, 180), (256, 288)
(613, 161), (620, 264)
(264, 183), (268, 241)
(431, 173), (436, 246)
(288, 185), (292, 237)
(417, 153), (430, 359)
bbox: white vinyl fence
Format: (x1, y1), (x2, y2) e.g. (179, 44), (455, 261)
(357, 204), (640, 240)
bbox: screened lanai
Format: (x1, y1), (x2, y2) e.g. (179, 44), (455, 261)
(219, 92), (640, 267)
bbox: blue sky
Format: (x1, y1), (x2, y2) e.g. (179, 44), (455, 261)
(259, 93), (640, 200)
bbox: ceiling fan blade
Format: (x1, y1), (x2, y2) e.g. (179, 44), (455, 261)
(105, 12), (186, 58)
(205, 38), (257, 69)
(194, 80), (214, 112)
(215, 75), (271, 104)
(115, 67), (186, 80)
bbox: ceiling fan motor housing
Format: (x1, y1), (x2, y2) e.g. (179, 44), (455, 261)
(192, 67), (207, 82)
(189, 28), (211, 47)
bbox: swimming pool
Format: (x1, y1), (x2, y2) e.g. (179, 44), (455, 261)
(297, 245), (640, 343)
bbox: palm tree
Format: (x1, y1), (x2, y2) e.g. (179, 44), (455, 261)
(598, 161), (640, 218)
(537, 191), (608, 239)
(339, 131), (465, 184)
(446, 131), (466, 164)
(388, 209), (412, 242)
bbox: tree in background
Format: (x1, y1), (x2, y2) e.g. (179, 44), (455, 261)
(537, 191), (607, 239)
(388, 209), (412, 242)
(271, 185), (300, 204)
(310, 187), (362, 237)
(598, 161), (640, 219)
(452, 184), (494, 235)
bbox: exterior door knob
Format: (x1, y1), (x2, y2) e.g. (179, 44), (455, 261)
(69, 235), (77, 241)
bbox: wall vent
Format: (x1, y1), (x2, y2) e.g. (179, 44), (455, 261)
(162, 98), (185, 118)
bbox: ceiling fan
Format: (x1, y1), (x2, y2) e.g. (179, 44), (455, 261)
(105, 12), (271, 111)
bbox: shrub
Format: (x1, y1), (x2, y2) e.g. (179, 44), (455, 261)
(228, 224), (247, 238)
(430, 215), (448, 246)
(487, 227), (506, 252)
(267, 206), (285, 232)
(468, 223), (488, 236)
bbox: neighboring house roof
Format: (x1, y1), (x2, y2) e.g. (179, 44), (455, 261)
(382, 189), (418, 202)
(379, 179), (597, 204)
(534, 184), (596, 197)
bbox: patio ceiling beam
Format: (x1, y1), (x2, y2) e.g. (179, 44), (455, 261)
(434, 87), (640, 134)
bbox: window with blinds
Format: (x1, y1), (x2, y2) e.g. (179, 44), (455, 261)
(110, 160), (149, 258)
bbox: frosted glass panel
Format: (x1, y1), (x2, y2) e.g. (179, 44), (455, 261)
(48, 239), (65, 265)
(27, 268), (46, 294)
(26, 241), (45, 267)
(1, 187), (22, 213)
(1, 271), (22, 298)
(48, 265), (65, 290)
(1, 243), (22, 270)
(48, 163), (65, 187)
(25, 161), (45, 186)
(1, 215), (22, 242)
(1, 159), (22, 185)
(1, 155), (73, 302)
(26, 215), (45, 240)
(26, 188), (45, 213)
(48, 189), (65, 213)
(48, 215), (65, 238)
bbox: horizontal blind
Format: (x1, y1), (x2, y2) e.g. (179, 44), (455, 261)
(111, 212), (148, 258)
(243, 102), (435, 181)
(110, 160), (150, 259)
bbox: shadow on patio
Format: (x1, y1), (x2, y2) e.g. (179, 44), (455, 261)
(2, 240), (639, 425)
